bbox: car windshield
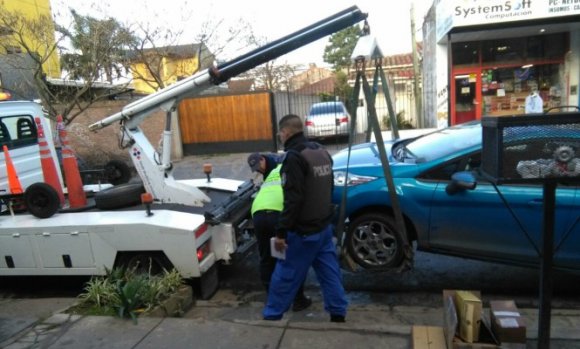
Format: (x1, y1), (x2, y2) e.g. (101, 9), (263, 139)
(402, 121), (482, 162)
(309, 103), (343, 116)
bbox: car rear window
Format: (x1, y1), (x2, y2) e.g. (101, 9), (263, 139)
(309, 103), (344, 115)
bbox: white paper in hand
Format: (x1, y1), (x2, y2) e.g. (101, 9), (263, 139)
(270, 237), (286, 260)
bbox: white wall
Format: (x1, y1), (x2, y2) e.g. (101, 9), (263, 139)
(435, 43), (449, 128)
(568, 30), (580, 108)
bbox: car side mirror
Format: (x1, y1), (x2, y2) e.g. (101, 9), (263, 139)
(445, 171), (477, 195)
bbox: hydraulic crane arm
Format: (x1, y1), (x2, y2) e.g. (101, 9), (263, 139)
(87, 7), (367, 207)
(89, 6), (367, 131)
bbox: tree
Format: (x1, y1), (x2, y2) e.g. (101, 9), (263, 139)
(334, 70), (353, 108)
(237, 32), (298, 91)
(59, 10), (134, 84)
(0, 7), (62, 102)
(0, 7), (134, 123)
(127, 23), (191, 92)
(126, 15), (254, 92)
(323, 25), (362, 71)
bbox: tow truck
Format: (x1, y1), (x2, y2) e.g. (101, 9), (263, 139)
(0, 7), (367, 298)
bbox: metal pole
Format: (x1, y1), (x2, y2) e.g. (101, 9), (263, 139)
(410, 2), (423, 129)
(538, 180), (556, 348)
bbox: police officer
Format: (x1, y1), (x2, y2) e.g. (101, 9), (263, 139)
(248, 152), (311, 312)
(262, 114), (348, 322)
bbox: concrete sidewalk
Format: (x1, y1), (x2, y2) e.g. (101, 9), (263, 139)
(2, 292), (580, 349)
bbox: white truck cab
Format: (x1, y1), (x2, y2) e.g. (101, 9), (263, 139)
(0, 101), (63, 193)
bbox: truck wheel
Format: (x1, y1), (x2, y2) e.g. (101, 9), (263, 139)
(104, 160), (131, 185)
(119, 253), (171, 275)
(94, 183), (145, 210)
(24, 183), (61, 219)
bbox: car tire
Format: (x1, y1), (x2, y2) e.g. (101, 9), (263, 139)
(346, 213), (404, 270)
(24, 182), (61, 219)
(94, 183), (145, 210)
(104, 160), (132, 185)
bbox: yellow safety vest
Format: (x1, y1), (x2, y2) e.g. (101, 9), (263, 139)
(251, 164), (283, 216)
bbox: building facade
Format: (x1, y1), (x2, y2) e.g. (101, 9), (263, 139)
(129, 44), (212, 94)
(1, 0), (60, 79)
(423, 0), (580, 126)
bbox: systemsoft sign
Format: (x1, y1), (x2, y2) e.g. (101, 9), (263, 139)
(436, 0), (580, 41)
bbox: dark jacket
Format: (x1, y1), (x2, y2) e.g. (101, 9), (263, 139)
(262, 153), (281, 179)
(276, 132), (334, 238)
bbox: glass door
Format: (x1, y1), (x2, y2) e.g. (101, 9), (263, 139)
(451, 71), (481, 125)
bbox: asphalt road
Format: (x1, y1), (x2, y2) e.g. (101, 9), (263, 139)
(218, 242), (580, 309)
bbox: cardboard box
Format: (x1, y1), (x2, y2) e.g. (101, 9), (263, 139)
(455, 290), (483, 343)
(443, 290), (500, 349)
(412, 326), (446, 349)
(489, 300), (526, 344)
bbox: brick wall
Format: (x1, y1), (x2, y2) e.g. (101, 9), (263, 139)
(62, 99), (165, 168)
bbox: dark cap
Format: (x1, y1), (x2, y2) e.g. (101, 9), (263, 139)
(247, 153), (262, 172)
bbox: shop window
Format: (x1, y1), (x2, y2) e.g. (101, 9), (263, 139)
(452, 42), (479, 66)
(482, 38), (525, 64)
(482, 63), (562, 116)
(542, 33), (567, 59)
(482, 33), (567, 63)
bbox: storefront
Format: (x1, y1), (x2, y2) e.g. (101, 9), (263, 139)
(422, 0), (580, 126)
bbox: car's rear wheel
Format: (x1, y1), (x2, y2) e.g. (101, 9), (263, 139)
(346, 213), (404, 270)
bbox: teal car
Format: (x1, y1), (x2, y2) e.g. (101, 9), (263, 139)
(333, 121), (580, 271)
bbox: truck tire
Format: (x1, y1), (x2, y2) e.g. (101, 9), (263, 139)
(94, 183), (145, 210)
(104, 160), (131, 185)
(24, 183), (61, 219)
(116, 252), (172, 275)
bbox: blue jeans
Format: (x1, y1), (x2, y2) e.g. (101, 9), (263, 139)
(263, 224), (348, 319)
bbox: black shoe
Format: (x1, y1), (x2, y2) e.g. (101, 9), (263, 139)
(330, 314), (345, 323)
(292, 296), (312, 312)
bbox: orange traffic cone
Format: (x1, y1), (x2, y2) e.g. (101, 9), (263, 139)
(34, 117), (65, 205)
(56, 115), (86, 208)
(3, 145), (23, 194)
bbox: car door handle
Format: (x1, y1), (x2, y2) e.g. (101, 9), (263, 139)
(528, 199), (543, 206)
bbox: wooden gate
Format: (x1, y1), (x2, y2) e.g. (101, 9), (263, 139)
(178, 91), (277, 155)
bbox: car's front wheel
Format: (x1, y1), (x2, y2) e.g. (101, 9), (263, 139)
(346, 213), (404, 270)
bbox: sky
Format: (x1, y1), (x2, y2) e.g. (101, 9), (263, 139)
(49, 0), (433, 68)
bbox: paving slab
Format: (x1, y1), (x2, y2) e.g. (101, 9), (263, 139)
(280, 328), (409, 349)
(136, 317), (284, 349)
(0, 298), (77, 318)
(0, 317), (36, 345)
(47, 316), (163, 349)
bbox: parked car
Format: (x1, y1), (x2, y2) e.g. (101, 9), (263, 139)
(304, 101), (350, 140)
(333, 121), (580, 272)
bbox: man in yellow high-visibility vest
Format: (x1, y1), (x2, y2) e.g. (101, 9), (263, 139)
(248, 152), (311, 312)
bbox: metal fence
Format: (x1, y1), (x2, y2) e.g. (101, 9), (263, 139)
(270, 75), (418, 145)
